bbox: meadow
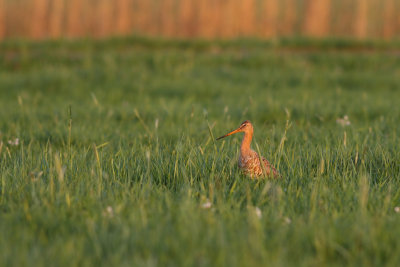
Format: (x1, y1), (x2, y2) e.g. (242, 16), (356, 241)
(0, 38), (400, 266)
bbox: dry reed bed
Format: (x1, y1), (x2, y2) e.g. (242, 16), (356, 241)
(0, 0), (399, 39)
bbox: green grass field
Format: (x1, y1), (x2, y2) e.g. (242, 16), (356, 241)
(1, 38), (400, 266)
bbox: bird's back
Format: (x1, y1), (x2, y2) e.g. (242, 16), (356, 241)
(239, 150), (279, 178)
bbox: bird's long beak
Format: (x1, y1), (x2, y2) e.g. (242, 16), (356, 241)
(216, 127), (241, 140)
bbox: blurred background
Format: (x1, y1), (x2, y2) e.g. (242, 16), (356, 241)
(0, 0), (399, 40)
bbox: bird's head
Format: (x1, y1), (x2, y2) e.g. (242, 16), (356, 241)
(216, 120), (253, 140)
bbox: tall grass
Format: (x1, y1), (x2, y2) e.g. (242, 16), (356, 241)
(0, 38), (399, 266)
(1, 0), (400, 40)
(0, 0), (4, 39)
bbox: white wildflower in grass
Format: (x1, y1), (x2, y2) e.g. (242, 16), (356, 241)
(8, 138), (19, 146)
(103, 206), (114, 217)
(155, 118), (159, 130)
(201, 200), (212, 209)
(255, 207), (262, 219)
(203, 108), (208, 117)
(395, 207), (400, 213)
(336, 115), (351, 127)
(224, 106), (229, 114)
(284, 217), (292, 224)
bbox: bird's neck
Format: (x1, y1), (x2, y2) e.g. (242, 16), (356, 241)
(240, 131), (253, 156)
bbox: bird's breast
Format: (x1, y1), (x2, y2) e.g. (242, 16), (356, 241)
(238, 152), (263, 177)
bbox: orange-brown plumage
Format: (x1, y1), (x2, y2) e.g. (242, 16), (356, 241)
(217, 120), (279, 178)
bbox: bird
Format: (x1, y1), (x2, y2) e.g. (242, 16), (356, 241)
(216, 120), (279, 178)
